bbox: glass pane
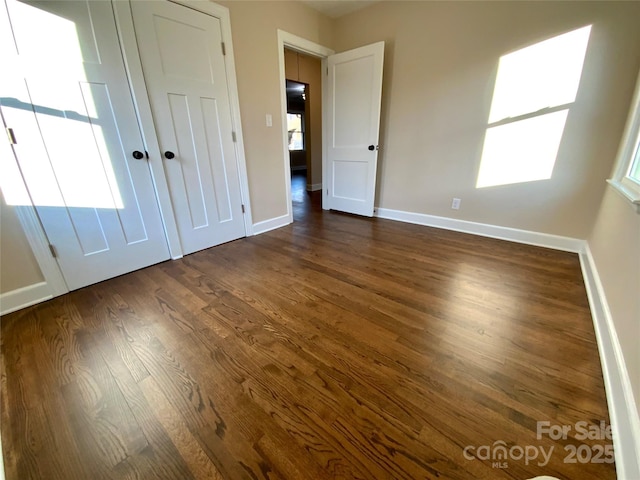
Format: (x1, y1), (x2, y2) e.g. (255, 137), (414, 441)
(629, 140), (640, 182)
(287, 113), (304, 151)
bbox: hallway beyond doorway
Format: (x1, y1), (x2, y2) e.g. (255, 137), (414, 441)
(291, 170), (321, 221)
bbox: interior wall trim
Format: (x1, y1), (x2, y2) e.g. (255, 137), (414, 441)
(0, 281), (52, 316)
(374, 207), (585, 252)
(580, 246), (640, 480)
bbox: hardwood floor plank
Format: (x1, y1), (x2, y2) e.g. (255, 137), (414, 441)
(139, 375), (224, 480)
(35, 298), (84, 386)
(1, 196), (614, 479)
(0, 329), (18, 479)
(2, 311), (93, 479)
(173, 332), (326, 479)
(104, 348), (197, 480)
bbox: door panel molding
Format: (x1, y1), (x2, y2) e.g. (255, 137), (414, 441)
(114, 0), (253, 247)
(170, 0), (253, 236)
(130, 0), (247, 254)
(326, 41), (385, 217)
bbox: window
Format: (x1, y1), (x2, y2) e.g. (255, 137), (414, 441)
(630, 143), (640, 181)
(287, 113), (304, 151)
(476, 26), (591, 189)
(608, 68), (640, 213)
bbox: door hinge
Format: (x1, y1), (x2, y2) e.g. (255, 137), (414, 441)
(221, 42), (226, 56)
(241, 204), (245, 213)
(48, 244), (58, 258)
(232, 131), (237, 142)
(6, 127), (17, 145)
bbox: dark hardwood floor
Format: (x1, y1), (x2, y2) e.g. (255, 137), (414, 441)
(291, 169), (310, 221)
(1, 177), (614, 479)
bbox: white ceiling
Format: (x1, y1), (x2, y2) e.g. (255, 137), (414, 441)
(301, 0), (380, 19)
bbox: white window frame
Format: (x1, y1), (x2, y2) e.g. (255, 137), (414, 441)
(608, 68), (640, 213)
(287, 112), (305, 151)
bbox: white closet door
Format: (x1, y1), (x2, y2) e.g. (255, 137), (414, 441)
(131, 0), (246, 255)
(0, 0), (170, 291)
(326, 42), (385, 217)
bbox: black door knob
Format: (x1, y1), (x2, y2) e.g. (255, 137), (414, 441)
(164, 151), (175, 159)
(368, 145), (375, 151)
(132, 150), (144, 160)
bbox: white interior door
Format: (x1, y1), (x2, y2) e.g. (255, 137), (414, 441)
(131, 1), (246, 256)
(0, 0), (170, 291)
(326, 42), (384, 217)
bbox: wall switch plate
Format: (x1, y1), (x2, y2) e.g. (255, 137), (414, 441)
(451, 198), (461, 210)
(266, 114), (272, 127)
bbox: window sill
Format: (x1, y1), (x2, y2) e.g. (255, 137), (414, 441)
(607, 179), (640, 214)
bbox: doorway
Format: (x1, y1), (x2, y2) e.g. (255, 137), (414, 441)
(285, 80), (311, 218)
(277, 31), (334, 224)
(278, 31), (385, 222)
(283, 49), (323, 220)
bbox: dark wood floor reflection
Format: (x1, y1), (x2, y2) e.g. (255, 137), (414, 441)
(1, 181), (614, 479)
(291, 169), (314, 221)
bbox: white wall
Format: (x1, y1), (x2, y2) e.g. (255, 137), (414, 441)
(333, 1), (640, 239)
(589, 188), (640, 416)
(217, 0), (333, 223)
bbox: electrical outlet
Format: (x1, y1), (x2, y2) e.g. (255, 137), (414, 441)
(451, 198), (461, 210)
(266, 114), (272, 127)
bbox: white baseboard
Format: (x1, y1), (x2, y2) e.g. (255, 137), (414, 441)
(307, 183), (322, 192)
(580, 246), (640, 479)
(0, 282), (52, 316)
(374, 207), (585, 253)
(252, 214), (291, 235)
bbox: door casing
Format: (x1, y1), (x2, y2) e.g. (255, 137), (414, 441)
(278, 31), (385, 220)
(277, 30), (334, 224)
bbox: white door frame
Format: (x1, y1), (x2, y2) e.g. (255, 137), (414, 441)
(277, 30), (334, 222)
(1, 0), (252, 304)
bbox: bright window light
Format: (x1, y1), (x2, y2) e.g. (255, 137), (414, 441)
(477, 111), (568, 188)
(477, 26), (592, 189)
(629, 141), (640, 183)
(489, 26), (591, 123)
(287, 113), (304, 151)
(1, 0), (124, 209)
